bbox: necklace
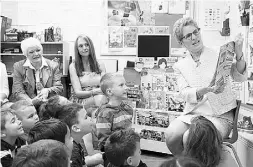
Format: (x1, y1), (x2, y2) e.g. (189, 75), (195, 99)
(191, 49), (203, 67)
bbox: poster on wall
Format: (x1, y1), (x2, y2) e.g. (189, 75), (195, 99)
(248, 45), (253, 67)
(249, 5), (253, 33)
(155, 26), (170, 34)
(108, 1), (137, 26)
(136, 1), (155, 26)
(202, 7), (222, 30)
(135, 57), (155, 69)
(247, 81), (253, 105)
(157, 57), (178, 71)
(138, 26), (155, 34)
(124, 27), (138, 48)
(151, 1), (169, 14)
(168, 0), (186, 15)
(108, 26), (124, 49)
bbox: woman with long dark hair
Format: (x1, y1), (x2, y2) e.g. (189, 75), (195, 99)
(69, 35), (108, 107)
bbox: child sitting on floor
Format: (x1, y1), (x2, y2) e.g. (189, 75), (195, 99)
(96, 73), (133, 150)
(10, 100), (39, 140)
(57, 103), (104, 167)
(1, 108), (26, 167)
(27, 118), (73, 157)
(12, 139), (70, 167)
(184, 116), (240, 167)
(38, 95), (71, 120)
(104, 129), (147, 167)
(183, 116), (222, 167)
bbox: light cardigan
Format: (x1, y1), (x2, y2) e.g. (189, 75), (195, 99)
(174, 47), (247, 117)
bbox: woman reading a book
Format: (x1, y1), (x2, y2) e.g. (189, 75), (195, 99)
(165, 17), (247, 155)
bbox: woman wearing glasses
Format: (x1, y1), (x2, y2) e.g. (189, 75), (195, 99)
(165, 17), (247, 155)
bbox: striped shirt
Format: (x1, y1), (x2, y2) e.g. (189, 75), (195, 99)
(96, 102), (133, 149)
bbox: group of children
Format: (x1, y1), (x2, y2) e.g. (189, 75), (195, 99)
(1, 72), (235, 167)
(0, 73), (145, 167)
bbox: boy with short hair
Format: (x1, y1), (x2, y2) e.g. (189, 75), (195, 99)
(27, 118), (73, 155)
(12, 139), (70, 167)
(96, 73), (133, 150)
(10, 100), (39, 140)
(104, 129), (146, 167)
(58, 103), (104, 167)
(0, 108), (26, 167)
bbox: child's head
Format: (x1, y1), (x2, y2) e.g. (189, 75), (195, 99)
(1, 108), (24, 139)
(28, 118), (73, 155)
(159, 156), (203, 167)
(11, 100), (39, 132)
(57, 103), (93, 142)
(105, 129), (141, 167)
(38, 95), (71, 120)
(184, 116), (222, 167)
(12, 139), (70, 167)
(100, 73), (127, 100)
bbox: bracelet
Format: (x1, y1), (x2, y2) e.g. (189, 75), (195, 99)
(236, 53), (244, 61)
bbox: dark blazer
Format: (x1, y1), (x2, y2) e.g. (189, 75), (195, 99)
(12, 58), (63, 101)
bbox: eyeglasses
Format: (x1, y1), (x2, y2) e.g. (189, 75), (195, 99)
(182, 28), (201, 41)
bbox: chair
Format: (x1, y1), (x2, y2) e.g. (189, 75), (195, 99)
(220, 142), (243, 167)
(223, 100), (241, 144)
(220, 100), (243, 167)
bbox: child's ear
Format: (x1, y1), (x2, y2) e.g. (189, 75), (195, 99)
(126, 156), (133, 166)
(71, 125), (81, 133)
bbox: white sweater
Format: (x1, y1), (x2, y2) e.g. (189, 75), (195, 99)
(174, 47), (247, 116)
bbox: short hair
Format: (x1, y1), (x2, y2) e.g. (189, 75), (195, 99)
(12, 139), (69, 167)
(20, 37), (43, 56)
(56, 103), (83, 129)
(184, 116), (222, 167)
(100, 72), (123, 95)
(1, 108), (15, 131)
(28, 118), (68, 144)
(159, 156), (203, 167)
(11, 100), (34, 118)
(38, 95), (66, 121)
(104, 129), (140, 166)
(173, 17), (199, 44)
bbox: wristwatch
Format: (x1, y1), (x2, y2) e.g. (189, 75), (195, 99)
(236, 53), (244, 61)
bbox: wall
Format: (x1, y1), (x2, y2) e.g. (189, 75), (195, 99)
(1, 0), (244, 71)
(1, 0), (191, 71)
(1, 0), (104, 69)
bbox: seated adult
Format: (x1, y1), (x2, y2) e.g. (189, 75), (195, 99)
(0, 62), (10, 107)
(69, 34), (108, 107)
(165, 17), (247, 155)
(12, 37), (63, 106)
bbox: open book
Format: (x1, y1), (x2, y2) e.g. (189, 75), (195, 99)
(185, 41), (236, 115)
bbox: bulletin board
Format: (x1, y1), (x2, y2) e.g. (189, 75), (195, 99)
(101, 0), (186, 56)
